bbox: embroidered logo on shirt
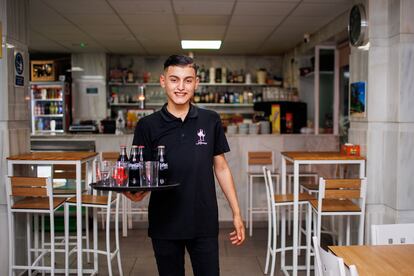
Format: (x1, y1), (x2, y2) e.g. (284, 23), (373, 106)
(196, 129), (207, 145)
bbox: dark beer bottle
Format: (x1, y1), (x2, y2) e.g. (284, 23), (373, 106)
(157, 145), (168, 185)
(128, 145), (139, 186)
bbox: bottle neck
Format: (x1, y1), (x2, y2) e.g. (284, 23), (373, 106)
(158, 149), (165, 162)
(119, 147), (128, 161)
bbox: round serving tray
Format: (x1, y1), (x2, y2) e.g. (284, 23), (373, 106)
(90, 182), (180, 192)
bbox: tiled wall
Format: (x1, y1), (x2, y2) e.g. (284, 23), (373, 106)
(0, 0), (30, 273)
(349, 0), (414, 229)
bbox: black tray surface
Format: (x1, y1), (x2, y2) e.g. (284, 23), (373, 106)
(90, 181), (179, 192)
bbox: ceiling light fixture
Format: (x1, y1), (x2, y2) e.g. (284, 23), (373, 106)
(181, 40), (222, 50)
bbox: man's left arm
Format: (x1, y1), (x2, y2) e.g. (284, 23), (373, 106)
(213, 154), (245, 246)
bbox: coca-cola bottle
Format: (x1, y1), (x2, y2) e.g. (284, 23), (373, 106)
(137, 145), (145, 185)
(157, 145), (169, 185)
(128, 145), (140, 186)
(116, 145), (129, 184)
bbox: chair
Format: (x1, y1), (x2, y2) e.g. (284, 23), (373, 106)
(64, 157), (123, 276)
(246, 151), (280, 237)
(6, 176), (66, 276)
(51, 163), (92, 263)
(263, 167), (313, 276)
(311, 178), (367, 246)
(100, 151), (148, 237)
(312, 236), (358, 276)
(371, 223), (414, 245)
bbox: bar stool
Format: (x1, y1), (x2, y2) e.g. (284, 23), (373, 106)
(6, 176), (65, 276)
(100, 151), (145, 237)
(64, 188), (123, 275)
(51, 163), (92, 263)
(262, 167), (314, 276)
(311, 177), (367, 246)
(246, 151), (280, 237)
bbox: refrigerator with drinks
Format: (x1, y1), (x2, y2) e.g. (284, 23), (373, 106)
(30, 81), (71, 134)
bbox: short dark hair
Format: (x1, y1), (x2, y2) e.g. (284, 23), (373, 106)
(163, 55), (199, 73)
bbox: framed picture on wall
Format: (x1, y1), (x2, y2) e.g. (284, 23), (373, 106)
(350, 81), (366, 118)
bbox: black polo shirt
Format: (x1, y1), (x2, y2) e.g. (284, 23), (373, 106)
(132, 103), (230, 239)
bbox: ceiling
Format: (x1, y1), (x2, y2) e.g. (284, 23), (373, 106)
(29, 0), (353, 56)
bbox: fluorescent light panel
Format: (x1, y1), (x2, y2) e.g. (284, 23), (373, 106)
(181, 40), (222, 49)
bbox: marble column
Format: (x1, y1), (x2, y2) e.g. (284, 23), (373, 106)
(0, 0), (30, 273)
(348, 0), (414, 242)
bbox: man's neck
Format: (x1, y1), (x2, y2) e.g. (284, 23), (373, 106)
(166, 102), (190, 121)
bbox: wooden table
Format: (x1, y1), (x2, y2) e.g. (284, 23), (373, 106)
(329, 244), (414, 275)
(7, 152), (98, 276)
(280, 151), (366, 276)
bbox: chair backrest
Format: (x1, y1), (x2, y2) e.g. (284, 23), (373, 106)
(320, 178), (363, 200)
(262, 166), (276, 226)
(317, 177), (367, 210)
(52, 164), (86, 180)
(101, 151), (119, 161)
(371, 223), (414, 245)
(6, 176), (53, 211)
(248, 151), (274, 172)
(347, 264), (359, 276)
(313, 236), (347, 276)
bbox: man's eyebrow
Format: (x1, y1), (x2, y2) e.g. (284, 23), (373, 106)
(167, 75), (195, 79)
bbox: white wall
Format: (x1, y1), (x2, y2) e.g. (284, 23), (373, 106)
(348, 0), (414, 239)
(0, 0), (31, 273)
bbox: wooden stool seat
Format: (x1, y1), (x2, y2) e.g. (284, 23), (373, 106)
(67, 195), (110, 205)
(310, 198), (361, 212)
(275, 193), (315, 203)
(12, 197), (66, 210)
(301, 182), (319, 191)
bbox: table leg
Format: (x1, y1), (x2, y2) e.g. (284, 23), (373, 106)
(76, 161), (82, 276)
(281, 157), (287, 270)
(293, 162), (299, 276)
(358, 161), (366, 245)
(122, 196), (128, 237)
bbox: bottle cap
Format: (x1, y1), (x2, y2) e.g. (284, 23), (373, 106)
(157, 145), (165, 149)
(138, 145), (145, 149)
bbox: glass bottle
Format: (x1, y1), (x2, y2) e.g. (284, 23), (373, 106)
(157, 145), (168, 185)
(128, 145), (140, 186)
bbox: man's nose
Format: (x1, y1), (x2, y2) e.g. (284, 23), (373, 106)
(177, 80), (185, 90)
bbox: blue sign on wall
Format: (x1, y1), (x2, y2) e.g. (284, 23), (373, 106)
(14, 51), (24, 87)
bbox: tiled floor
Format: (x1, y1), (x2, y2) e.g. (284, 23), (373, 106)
(64, 226), (311, 276)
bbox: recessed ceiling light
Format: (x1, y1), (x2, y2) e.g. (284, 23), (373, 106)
(181, 40), (222, 50)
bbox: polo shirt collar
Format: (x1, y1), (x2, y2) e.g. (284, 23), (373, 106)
(160, 103), (198, 122)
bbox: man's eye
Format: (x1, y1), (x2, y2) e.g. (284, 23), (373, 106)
(170, 78), (177, 82)
(186, 79), (193, 84)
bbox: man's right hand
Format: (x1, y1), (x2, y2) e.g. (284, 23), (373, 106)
(123, 191), (149, 202)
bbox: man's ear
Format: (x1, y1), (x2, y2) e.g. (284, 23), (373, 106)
(160, 74), (166, 88)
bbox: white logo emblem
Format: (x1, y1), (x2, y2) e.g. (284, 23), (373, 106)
(196, 129), (207, 145)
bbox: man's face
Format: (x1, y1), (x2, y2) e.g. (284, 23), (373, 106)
(160, 65), (199, 106)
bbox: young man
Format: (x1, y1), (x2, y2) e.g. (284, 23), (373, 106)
(125, 55), (245, 276)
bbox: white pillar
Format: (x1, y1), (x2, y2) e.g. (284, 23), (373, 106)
(349, 0), (414, 240)
(0, 0), (30, 273)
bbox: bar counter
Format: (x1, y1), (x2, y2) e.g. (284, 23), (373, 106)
(31, 133), (339, 221)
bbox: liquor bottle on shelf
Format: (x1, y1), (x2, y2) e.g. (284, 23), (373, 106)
(199, 65), (206, 83)
(157, 145), (168, 185)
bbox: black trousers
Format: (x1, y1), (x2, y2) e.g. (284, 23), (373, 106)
(151, 236), (219, 276)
